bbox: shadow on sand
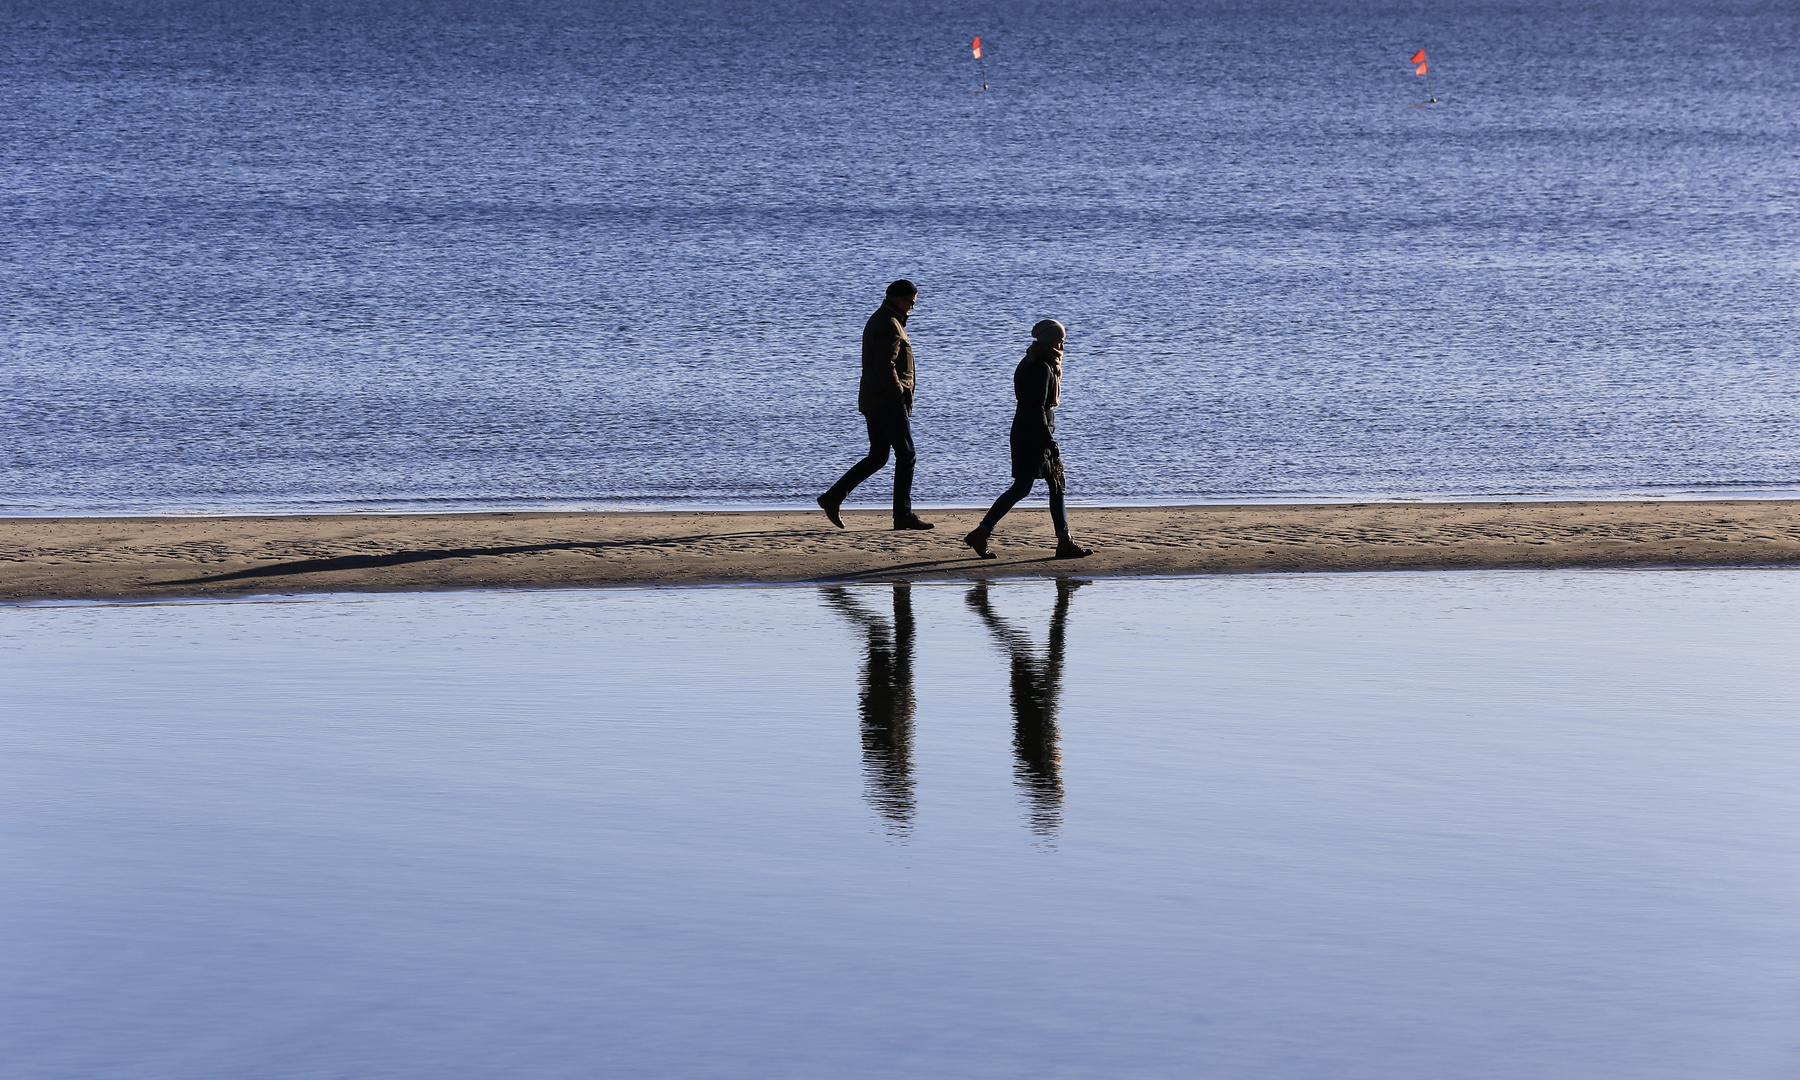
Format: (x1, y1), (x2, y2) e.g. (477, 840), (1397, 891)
(162, 529), (830, 586)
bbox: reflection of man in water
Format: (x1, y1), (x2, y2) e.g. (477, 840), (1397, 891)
(966, 578), (1082, 837)
(822, 585), (916, 833)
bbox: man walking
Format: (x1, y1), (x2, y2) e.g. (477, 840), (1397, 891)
(818, 280), (935, 531)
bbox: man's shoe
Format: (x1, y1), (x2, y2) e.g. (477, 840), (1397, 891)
(893, 515), (935, 531)
(817, 493), (845, 529)
(1054, 538), (1093, 559)
(963, 528), (997, 559)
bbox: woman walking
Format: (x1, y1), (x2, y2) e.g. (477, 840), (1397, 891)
(963, 320), (1092, 560)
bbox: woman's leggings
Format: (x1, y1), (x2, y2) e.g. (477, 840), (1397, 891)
(977, 477), (1069, 539)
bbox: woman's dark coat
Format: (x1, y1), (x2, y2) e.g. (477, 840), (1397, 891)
(1008, 343), (1061, 480)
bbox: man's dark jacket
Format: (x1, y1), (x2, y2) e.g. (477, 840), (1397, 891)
(858, 303), (915, 415)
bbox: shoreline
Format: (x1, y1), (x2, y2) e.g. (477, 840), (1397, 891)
(4, 500), (1800, 603)
(11, 487), (1800, 520)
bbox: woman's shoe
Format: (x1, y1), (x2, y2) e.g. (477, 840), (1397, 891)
(963, 528), (997, 559)
(1054, 538), (1092, 559)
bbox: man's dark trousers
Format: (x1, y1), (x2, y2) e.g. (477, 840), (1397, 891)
(824, 402), (914, 520)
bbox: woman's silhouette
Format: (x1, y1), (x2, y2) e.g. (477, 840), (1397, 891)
(822, 585), (917, 833)
(966, 579), (1083, 837)
(962, 319), (1093, 560)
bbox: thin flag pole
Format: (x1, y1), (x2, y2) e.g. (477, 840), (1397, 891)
(1411, 48), (1437, 103)
(973, 36), (987, 91)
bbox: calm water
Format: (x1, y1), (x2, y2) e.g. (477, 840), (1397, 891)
(3, 1), (1799, 514)
(4, 571), (1799, 1077)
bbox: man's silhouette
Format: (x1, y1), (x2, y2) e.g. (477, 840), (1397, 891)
(823, 585), (918, 833)
(818, 280), (935, 532)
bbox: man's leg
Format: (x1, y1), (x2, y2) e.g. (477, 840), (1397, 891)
(866, 405), (929, 528)
(820, 415), (894, 527)
(887, 414), (916, 521)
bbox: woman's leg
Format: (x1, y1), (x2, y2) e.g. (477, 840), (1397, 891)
(977, 477), (1035, 533)
(1048, 478), (1091, 557)
(1048, 478), (1070, 540)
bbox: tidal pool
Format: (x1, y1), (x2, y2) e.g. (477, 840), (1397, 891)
(4, 571), (1798, 1079)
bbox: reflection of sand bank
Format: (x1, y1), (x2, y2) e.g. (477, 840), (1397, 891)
(8, 500), (1800, 601)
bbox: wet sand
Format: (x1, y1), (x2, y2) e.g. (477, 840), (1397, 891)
(4, 500), (1800, 602)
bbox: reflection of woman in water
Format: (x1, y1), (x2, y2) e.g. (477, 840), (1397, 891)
(821, 585), (916, 833)
(963, 319), (1092, 561)
(966, 579), (1082, 837)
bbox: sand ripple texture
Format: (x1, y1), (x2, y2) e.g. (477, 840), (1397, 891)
(4, 502), (1800, 602)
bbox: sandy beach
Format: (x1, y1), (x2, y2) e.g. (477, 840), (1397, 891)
(2, 500), (1798, 602)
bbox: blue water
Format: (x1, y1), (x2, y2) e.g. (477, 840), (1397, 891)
(4, 571), (1799, 1077)
(4, 0), (1799, 514)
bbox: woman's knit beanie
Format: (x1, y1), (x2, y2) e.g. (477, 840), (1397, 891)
(1031, 319), (1066, 343)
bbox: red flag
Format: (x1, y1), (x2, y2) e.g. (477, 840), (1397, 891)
(1415, 61), (1429, 75)
(972, 36), (982, 59)
(1410, 49), (1427, 64)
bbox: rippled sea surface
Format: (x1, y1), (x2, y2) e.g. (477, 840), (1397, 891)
(5, 571), (1800, 1078)
(3, 0), (1799, 514)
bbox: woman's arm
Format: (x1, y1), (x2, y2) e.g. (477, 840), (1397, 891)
(1016, 360), (1055, 444)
